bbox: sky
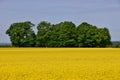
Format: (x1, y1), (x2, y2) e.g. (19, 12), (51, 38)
(0, 0), (120, 43)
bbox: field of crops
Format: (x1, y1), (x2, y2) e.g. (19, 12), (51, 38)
(0, 48), (120, 80)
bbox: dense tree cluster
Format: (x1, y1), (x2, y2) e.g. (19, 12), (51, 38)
(6, 21), (111, 47)
(6, 21), (36, 47)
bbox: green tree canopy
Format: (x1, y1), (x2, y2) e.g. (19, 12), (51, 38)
(77, 22), (111, 47)
(6, 21), (35, 47)
(36, 21), (52, 47)
(47, 21), (77, 47)
(6, 21), (111, 47)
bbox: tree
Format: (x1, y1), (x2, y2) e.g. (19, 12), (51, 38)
(48, 21), (77, 47)
(6, 21), (35, 47)
(77, 22), (111, 47)
(36, 21), (52, 47)
(6, 21), (111, 47)
(96, 28), (111, 47)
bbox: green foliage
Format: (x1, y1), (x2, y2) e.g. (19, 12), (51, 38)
(0, 43), (11, 47)
(36, 21), (52, 47)
(6, 21), (35, 47)
(47, 21), (77, 47)
(111, 41), (120, 48)
(77, 22), (111, 47)
(6, 21), (111, 47)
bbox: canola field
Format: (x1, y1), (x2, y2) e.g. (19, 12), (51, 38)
(0, 48), (120, 80)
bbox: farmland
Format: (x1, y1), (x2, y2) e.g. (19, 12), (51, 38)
(0, 48), (120, 80)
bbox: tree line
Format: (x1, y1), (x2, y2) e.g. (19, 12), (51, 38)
(6, 21), (111, 47)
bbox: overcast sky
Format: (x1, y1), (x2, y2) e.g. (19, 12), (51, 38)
(0, 0), (120, 43)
